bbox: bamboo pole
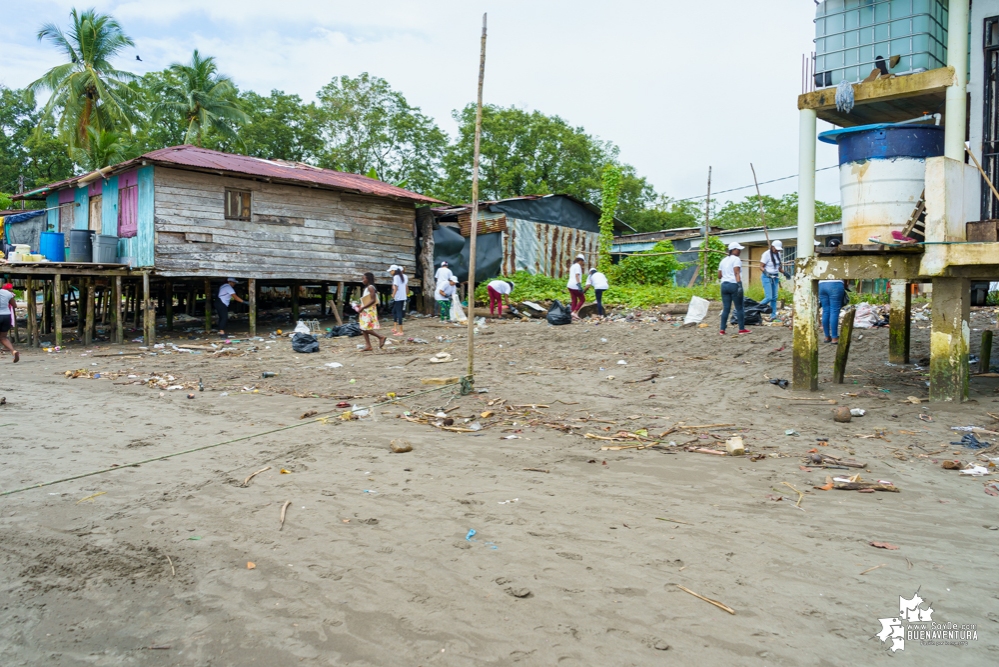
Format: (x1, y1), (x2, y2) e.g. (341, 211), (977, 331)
(54, 273), (62, 347)
(466, 12), (487, 386)
(702, 166), (712, 284)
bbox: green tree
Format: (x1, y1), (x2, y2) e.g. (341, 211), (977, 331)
(0, 86), (75, 195)
(69, 126), (133, 170)
(625, 196), (706, 233)
(29, 8), (138, 148)
(314, 73), (446, 193)
(440, 104), (605, 203)
(598, 164), (620, 271)
(153, 50), (248, 147)
(611, 240), (685, 285)
(712, 193), (841, 230)
(232, 90), (323, 161)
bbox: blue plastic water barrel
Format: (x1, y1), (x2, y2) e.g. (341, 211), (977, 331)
(39, 232), (65, 262)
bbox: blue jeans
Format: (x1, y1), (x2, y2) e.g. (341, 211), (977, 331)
(720, 282), (744, 331)
(762, 274), (780, 317)
(819, 281), (846, 339)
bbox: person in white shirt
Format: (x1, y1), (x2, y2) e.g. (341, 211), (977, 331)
(388, 265), (409, 335)
(584, 268), (609, 316)
(567, 254), (586, 318)
(486, 279), (514, 317)
(758, 239), (783, 321)
(717, 243), (749, 335)
(434, 261), (455, 319)
(434, 261), (454, 285)
(436, 277), (457, 321)
(216, 278), (247, 337)
(0, 283), (19, 362)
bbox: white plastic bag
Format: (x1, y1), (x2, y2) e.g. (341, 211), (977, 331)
(683, 296), (710, 324)
(852, 303), (879, 329)
(294, 320), (310, 334)
(450, 294), (467, 324)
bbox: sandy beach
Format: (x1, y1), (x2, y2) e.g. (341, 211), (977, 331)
(1, 308), (997, 666)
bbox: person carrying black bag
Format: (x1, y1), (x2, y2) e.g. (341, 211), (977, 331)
(718, 242), (750, 335)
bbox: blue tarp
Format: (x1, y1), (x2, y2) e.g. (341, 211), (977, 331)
(3, 210), (46, 225)
(3, 209), (48, 251)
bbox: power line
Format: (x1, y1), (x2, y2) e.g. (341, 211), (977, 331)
(672, 165), (839, 203)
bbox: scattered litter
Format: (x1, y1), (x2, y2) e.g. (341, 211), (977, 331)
(959, 466), (989, 476)
(950, 433), (988, 449)
(247, 562), (256, 570)
(280, 468), (292, 474)
(465, 529), (477, 541)
(869, 541), (899, 550)
(430, 352), (453, 364)
(390, 439), (413, 453)
(850, 408), (866, 417)
(725, 436), (745, 456)
(498, 498), (519, 504)
(676, 584), (735, 615)
(769, 379), (789, 389)
(683, 297), (709, 325)
(616, 360), (627, 365)
(785, 429), (799, 436)
(242, 466), (271, 487)
(325, 362), (343, 369)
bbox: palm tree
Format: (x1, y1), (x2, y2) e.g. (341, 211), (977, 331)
(154, 50), (248, 147)
(70, 126), (132, 171)
(29, 8), (137, 148)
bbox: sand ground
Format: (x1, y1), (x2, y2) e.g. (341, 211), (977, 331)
(1, 304), (998, 666)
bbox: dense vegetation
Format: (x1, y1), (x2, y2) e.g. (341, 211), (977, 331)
(2, 8), (841, 230)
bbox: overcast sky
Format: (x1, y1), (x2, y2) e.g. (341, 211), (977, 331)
(0, 0), (842, 205)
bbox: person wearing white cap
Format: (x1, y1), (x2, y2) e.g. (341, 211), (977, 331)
(434, 261), (455, 319)
(567, 254), (586, 318)
(718, 242), (749, 335)
(436, 276), (457, 321)
(486, 279), (515, 317)
(388, 265), (408, 335)
(584, 267), (609, 316)
(759, 239), (784, 321)
(216, 277), (247, 338)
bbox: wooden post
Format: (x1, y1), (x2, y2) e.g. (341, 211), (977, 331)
(165, 281), (174, 331)
(465, 12), (487, 387)
(418, 207), (436, 314)
(84, 279), (95, 346)
(333, 281), (345, 326)
(204, 279), (212, 333)
(291, 281), (300, 322)
(833, 306), (857, 384)
(54, 274), (62, 347)
(132, 285), (140, 329)
(888, 279), (911, 365)
(186, 289), (194, 316)
(702, 166), (712, 286)
(42, 282), (50, 335)
(929, 277), (970, 402)
(26, 279), (36, 348)
(143, 273), (153, 345)
(113, 276), (122, 344)
(980, 330), (994, 375)
(248, 278), (257, 338)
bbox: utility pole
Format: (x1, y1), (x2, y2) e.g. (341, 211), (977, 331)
(466, 13), (487, 387)
(18, 174), (24, 210)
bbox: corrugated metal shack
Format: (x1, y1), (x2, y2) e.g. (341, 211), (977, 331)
(11, 144), (442, 347)
(430, 194), (633, 282)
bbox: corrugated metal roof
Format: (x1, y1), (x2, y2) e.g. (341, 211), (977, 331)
(16, 145), (444, 205)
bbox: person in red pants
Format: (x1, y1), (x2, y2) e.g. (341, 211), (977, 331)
(486, 279), (514, 317)
(567, 254), (586, 319)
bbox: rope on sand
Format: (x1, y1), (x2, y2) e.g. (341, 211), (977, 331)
(0, 381), (465, 498)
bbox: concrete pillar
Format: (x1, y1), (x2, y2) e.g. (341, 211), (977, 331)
(945, 0), (970, 161)
(797, 108), (817, 259)
(889, 279), (911, 364)
(929, 277), (969, 402)
(792, 278), (819, 391)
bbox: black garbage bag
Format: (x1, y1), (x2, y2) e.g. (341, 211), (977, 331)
(547, 300), (572, 326)
(733, 297), (769, 327)
(326, 322), (362, 338)
(292, 332), (320, 353)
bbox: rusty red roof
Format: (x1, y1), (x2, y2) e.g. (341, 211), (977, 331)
(17, 145), (444, 205)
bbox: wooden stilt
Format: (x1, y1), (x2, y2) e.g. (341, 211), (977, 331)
(143, 273), (153, 345)
(204, 279), (212, 333)
(333, 281), (345, 326)
(114, 276), (122, 345)
(132, 284), (140, 329)
(248, 278), (257, 338)
(26, 279), (36, 348)
(980, 330), (993, 375)
(54, 273), (62, 347)
(291, 281), (300, 322)
(84, 279), (95, 346)
(888, 279), (911, 365)
(833, 306), (857, 384)
(165, 281), (174, 331)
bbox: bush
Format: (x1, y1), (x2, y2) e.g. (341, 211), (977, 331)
(610, 240), (686, 285)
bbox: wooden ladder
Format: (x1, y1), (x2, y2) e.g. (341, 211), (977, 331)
(900, 189), (926, 242)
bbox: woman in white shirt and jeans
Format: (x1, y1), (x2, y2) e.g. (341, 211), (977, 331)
(584, 268), (609, 316)
(718, 242), (750, 335)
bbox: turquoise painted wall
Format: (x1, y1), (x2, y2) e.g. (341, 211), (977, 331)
(74, 187), (88, 229)
(101, 175), (118, 236)
(136, 165), (154, 267)
(46, 192), (58, 231)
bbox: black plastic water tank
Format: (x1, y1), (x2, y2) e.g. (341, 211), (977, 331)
(68, 230), (95, 263)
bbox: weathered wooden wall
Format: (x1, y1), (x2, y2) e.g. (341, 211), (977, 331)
(152, 167), (417, 283)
